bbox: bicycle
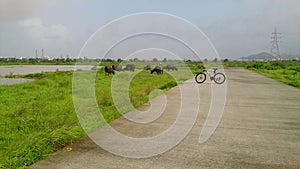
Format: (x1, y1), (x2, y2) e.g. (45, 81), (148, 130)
(195, 68), (226, 84)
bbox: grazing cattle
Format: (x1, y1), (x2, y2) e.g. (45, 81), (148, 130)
(164, 65), (178, 71)
(112, 64), (123, 71)
(104, 66), (115, 75)
(144, 65), (151, 70)
(151, 66), (163, 74)
(124, 64), (135, 72)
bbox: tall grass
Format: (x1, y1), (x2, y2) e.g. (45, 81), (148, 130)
(0, 67), (192, 168)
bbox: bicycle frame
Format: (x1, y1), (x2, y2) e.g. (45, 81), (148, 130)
(195, 68), (225, 84)
(203, 69), (216, 81)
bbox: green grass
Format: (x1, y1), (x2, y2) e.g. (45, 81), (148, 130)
(249, 68), (300, 88)
(0, 67), (193, 168)
(0, 71), (80, 168)
(3, 60), (297, 168)
(245, 61), (300, 88)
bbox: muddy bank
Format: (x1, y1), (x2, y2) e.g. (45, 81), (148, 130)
(0, 65), (94, 76)
(0, 65), (96, 85)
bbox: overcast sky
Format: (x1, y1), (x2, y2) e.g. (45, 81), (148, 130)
(0, 0), (299, 59)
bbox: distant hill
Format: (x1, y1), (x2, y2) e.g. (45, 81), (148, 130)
(241, 52), (300, 60)
(242, 52), (271, 60)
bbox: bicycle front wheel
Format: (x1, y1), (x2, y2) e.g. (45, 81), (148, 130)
(195, 72), (206, 83)
(213, 73), (226, 84)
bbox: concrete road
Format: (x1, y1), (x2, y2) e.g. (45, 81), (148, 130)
(29, 68), (300, 169)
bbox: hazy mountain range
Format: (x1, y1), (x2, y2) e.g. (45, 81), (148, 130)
(241, 52), (300, 60)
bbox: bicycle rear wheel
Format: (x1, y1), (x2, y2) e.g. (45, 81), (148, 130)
(195, 72), (206, 83)
(213, 73), (226, 84)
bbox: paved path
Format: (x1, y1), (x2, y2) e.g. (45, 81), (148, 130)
(29, 68), (300, 169)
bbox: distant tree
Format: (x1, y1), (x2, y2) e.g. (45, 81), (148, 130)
(213, 58), (218, 62)
(223, 58), (229, 62)
(101, 58), (114, 62)
(66, 57), (72, 62)
(152, 58), (158, 62)
(163, 58), (167, 62)
(133, 57), (139, 61)
(117, 58), (123, 62)
(29, 58), (37, 63)
(203, 58), (208, 62)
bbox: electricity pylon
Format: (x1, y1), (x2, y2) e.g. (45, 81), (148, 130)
(270, 28), (281, 60)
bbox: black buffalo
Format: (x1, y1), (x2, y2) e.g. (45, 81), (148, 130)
(144, 65), (151, 70)
(112, 64), (123, 71)
(164, 65), (178, 71)
(151, 66), (163, 74)
(124, 64), (135, 72)
(104, 66), (115, 75)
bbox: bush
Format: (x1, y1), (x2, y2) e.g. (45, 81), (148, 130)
(270, 62), (286, 69)
(246, 62), (264, 69)
(245, 61), (300, 89)
(246, 62), (287, 70)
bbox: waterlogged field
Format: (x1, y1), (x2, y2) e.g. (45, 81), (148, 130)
(0, 66), (193, 168)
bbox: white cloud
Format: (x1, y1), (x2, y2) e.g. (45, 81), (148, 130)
(0, 0), (73, 56)
(18, 17), (69, 40)
(0, 0), (57, 21)
(16, 17), (73, 57)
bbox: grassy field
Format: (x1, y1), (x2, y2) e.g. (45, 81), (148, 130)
(0, 66), (193, 168)
(1, 60), (299, 168)
(245, 61), (300, 88)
